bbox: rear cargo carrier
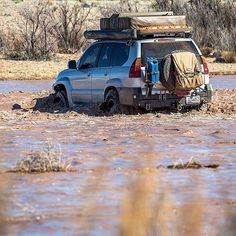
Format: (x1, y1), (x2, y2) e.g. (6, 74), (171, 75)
(84, 12), (192, 40)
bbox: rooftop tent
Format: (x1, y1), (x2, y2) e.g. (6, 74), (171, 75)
(84, 12), (192, 40)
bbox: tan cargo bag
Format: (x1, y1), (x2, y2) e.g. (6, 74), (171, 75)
(100, 14), (187, 30)
(172, 52), (203, 91)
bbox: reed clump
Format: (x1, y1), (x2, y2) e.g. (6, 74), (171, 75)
(15, 142), (71, 173)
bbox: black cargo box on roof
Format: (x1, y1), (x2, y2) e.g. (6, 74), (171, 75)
(84, 29), (137, 40)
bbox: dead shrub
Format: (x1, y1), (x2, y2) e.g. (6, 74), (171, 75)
(2, 0), (57, 60)
(100, 0), (143, 18)
(52, 1), (91, 53)
(153, 0), (236, 53)
(1, 0), (92, 59)
(17, 0), (57, 60)
(15, 142), (72, 173)
(219, 51), (236, 63)
(0, 28), (4, 52)
(1, 27), (27, 59)
(200, 47), (214, 57)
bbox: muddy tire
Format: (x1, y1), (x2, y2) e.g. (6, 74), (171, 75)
(55, 90), (69, 108)
(198, 102), (208, 112)
(104, 89), (121, 115)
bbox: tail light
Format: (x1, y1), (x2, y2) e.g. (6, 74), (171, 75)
(201, 56), (209, 74)
(176, 91), (190, 97)
(129, 58), (141, 78)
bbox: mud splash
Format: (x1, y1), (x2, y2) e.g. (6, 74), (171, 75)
(0, 88), (236, 122)
(208, 89), (236, 114)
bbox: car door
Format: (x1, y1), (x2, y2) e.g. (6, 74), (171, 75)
(91, 43), (113, 103)
(70, 43), (102, 104)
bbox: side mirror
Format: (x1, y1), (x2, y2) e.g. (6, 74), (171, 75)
(68, 60), (77, 69)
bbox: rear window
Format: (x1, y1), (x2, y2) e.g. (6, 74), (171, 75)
(141, 41), (200, 65)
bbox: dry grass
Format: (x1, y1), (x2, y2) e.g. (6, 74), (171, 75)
(0, 174), (8, 235)
(120, 169), (156, 236)
(0, 53), (235, 81)
(164, 158), (219, 169)
(119, 169), (206, 236)
(207, 57), (236, 75)
(15, 142), (72, 173)
(200, 47), (214, 57)
(220, 51), (236, 63)
(0, 53), (80, 80)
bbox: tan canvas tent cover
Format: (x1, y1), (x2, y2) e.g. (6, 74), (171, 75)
(129, 16), (187, 29)
(172, 52), (203, 90)
(100, 13), (190, 31)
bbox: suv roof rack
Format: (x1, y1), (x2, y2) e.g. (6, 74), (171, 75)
(115, 11), (174, 17)
(84, 13), (192, 40)
(84, 28), (192, 41)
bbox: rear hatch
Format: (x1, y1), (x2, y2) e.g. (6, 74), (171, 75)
(140, 39), (209, 92)
(141, 39), (201, 65)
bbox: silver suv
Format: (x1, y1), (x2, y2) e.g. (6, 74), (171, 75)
(53, 37), (213, 114)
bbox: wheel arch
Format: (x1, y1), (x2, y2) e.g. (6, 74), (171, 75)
(53, 78), (73, 107)
(54, 84), (67, 93)
(104, 86), (119, 100)
(104, 78), (123, 101)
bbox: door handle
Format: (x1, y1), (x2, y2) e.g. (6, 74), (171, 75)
(88, 73), (91, 77)
(104, 73), (108, 76)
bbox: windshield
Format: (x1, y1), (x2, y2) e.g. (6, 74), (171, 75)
(141, 40), (200, 65)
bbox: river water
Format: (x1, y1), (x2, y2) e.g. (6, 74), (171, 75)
(0, 76), (235, 235)
(0, 76), (235, 93)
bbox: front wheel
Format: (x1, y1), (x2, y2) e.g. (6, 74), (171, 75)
(55, 90), (69, 108)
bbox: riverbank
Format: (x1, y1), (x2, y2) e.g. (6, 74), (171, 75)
(207, 57), (236, 75)
(0, 54), (236, 81)
(0, 54), (79, 81)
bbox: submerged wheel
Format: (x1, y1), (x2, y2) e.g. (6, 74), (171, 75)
(55, 90), (69, 108)
(104, 89), (121, 115)
(176, 103), (184, 112)
(198, 102), (208, 112)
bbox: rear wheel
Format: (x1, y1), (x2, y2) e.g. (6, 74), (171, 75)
(55, 90), (69, 108)
(198, 102), (208, 112)
(104, 89), (121, 115)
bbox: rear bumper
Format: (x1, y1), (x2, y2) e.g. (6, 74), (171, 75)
(118, 84), (213, 110)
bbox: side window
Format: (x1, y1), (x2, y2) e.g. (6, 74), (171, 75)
(110, 43), (129, 67)
(97, 43), (113, 67)
(79, 44), (101, 69)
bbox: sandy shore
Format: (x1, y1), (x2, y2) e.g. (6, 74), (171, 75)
(0, 54), (79, 81)
(207, 57), (236, 75)
(0, 55), (235, 81)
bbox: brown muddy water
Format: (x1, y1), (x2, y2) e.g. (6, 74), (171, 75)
(0, 76), (236, 235)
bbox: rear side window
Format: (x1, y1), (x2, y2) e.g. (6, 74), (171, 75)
(79, 44), (101, 69)
(141, 41), (200, 64)
(97, 43), (113, 67)
(110, 43), (129, 67)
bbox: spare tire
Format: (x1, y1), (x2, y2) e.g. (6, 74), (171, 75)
(160, 50), (202, 91)
(159, 53), (175, 91)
